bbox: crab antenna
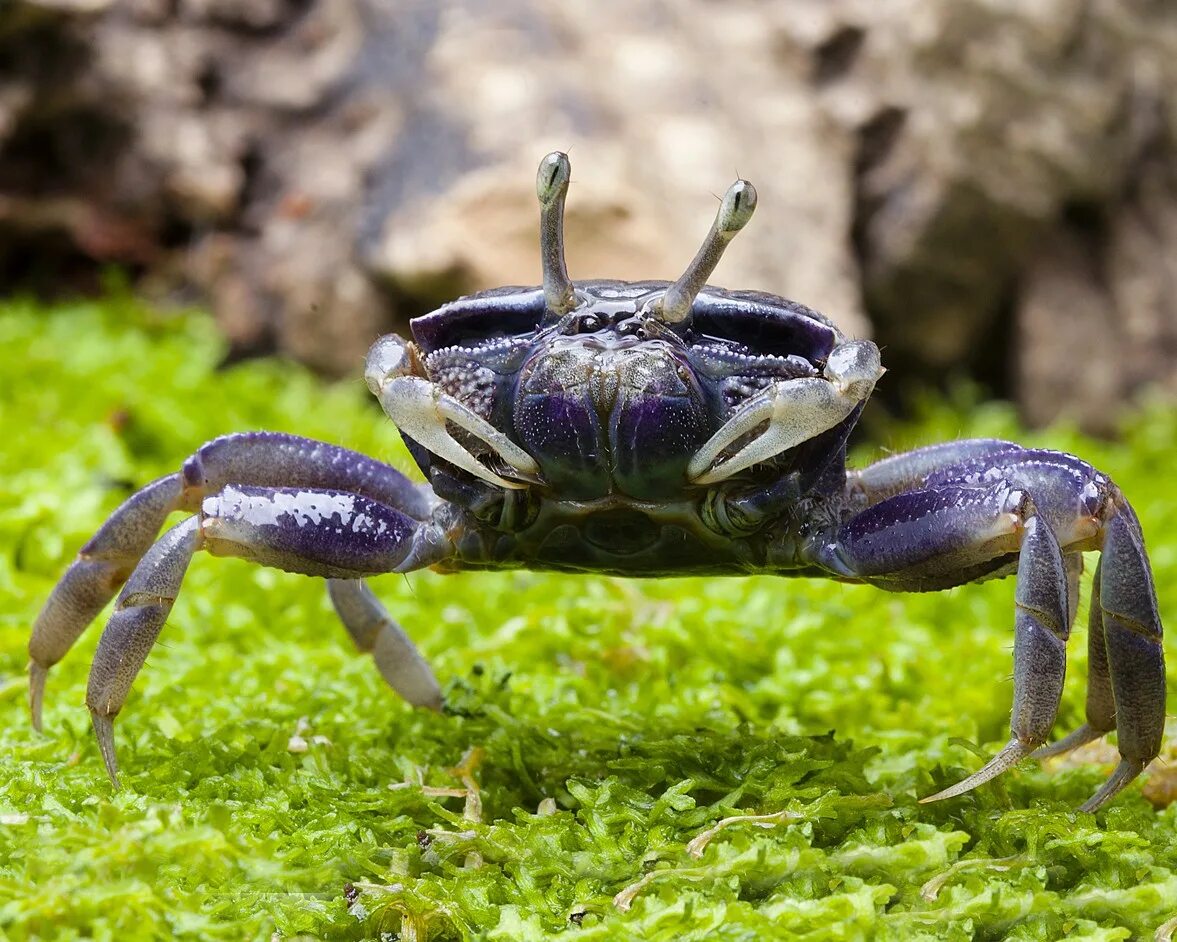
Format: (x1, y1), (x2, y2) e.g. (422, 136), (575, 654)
(654, 180), (757, 325)
(537, 152), (577, 316)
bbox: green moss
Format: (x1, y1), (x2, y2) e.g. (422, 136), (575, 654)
(1, 297), (1174, 940)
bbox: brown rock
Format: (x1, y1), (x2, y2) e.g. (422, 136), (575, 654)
(0, 0), (1173, 429)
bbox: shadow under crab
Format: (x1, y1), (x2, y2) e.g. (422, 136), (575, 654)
(30, 153), (1166, 811)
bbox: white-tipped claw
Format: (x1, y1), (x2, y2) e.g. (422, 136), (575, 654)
(688, 341), (881, 485)
(654, 179), (757, 325)
(378, 375), (537, 490)
(364, 334), (415, 397)
(919, 738), (1030, 804)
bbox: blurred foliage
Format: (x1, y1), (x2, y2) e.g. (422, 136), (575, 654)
(0, 296), (1174, 940)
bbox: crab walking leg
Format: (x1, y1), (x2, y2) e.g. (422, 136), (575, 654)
(847, 439), (1025, 503)
(1035, 508), (1165, 811)
(87, 518), (201, 785)
(30, 432), (431, 730)
(1032, 557), (1115, 761)
(326, 579), (443, 711)
(920, 515), (1070, 802)
(851, 441), (1164, 805)
(30, 473), (183, 729)
(807, 482), (1071, 800)
(1080, 506), (1166, 812)
(87, 485), (451, 785)
(688, 340), (882, 485)
(823, 434), (1168, 806)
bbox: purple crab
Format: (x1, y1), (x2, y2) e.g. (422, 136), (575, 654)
(30, 153), (1165, 810)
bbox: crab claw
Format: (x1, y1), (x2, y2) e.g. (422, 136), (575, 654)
(377, 375), (539, 490)
(366, 335), (542, 491)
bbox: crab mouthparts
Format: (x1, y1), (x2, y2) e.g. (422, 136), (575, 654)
(514, 342), (711, 500)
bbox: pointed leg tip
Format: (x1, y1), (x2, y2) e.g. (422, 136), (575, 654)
(89, 709), (122, 789)
(416, 673), (445, 713)
(28, 662), (48, 733)
(920, 739), (1031, 805)
(919, 779), (982, 805)
(1077, 758), (1148, 813)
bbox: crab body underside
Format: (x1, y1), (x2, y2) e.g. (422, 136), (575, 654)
(31, 155), (1165, 812)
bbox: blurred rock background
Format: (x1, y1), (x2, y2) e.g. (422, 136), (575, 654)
(1, 0), (1174, 431)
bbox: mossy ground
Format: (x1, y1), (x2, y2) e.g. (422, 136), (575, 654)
(0, 298), (1175, 941)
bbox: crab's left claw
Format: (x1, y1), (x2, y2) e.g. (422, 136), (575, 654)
(688, 340), (882, 485)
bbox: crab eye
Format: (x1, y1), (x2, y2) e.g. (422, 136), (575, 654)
(579, 314), (605, 333)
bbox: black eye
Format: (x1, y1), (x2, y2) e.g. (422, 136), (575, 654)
(579, 314), (605, 333)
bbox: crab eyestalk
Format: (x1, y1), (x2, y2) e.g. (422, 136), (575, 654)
(653, 179), (758, 326)
(537, 152), (577, 319)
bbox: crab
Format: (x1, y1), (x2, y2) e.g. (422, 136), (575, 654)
(29, 153), (1165, 811)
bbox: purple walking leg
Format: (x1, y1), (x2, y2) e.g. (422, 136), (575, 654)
(816, 441), (1165, 810)
(85, 484), (450, 785)
(30, 432), (434, 729)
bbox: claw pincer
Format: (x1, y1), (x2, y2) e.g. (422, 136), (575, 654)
(29, 154), (1165, 809)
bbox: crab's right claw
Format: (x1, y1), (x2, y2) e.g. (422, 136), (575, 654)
(367, 336), (541, 490)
